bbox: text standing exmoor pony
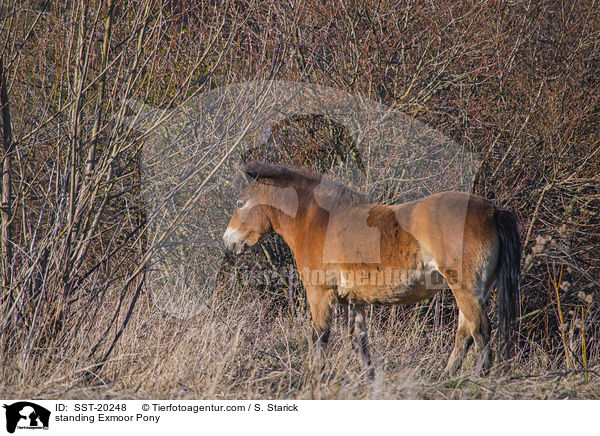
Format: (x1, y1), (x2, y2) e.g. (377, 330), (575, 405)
(223, 161), (521, 376)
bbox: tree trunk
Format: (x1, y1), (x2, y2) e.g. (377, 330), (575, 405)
(0, 55), (13, 292)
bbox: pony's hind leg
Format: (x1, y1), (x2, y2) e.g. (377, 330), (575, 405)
(442, 310), (473, 377)
(347, 300), (374, 376)
(452, 289), (492, 376)
(472, 312), (492, 375)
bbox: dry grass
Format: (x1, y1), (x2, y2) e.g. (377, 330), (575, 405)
(2, 279), (599, 400)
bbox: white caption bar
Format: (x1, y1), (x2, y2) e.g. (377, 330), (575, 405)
(0, 400), (596, 436)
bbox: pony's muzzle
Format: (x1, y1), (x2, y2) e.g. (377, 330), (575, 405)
(223, 228), (246, 255)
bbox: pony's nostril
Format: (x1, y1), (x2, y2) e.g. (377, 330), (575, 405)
(223, 228), (242, 251)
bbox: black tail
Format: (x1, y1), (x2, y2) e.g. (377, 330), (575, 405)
(494, 207), (521, 358)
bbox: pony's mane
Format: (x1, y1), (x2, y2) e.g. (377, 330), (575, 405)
(236, 161), (370, 206)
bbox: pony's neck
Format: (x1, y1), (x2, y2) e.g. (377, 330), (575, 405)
(264, 188), (313, 256)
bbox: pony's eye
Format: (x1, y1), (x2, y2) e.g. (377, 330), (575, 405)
(236, 200), (244, 209)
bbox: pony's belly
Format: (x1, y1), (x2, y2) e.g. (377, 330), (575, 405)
(299, 263), (447, 304)
(341, 283), (439, 305)
(336, 268), (445, 305)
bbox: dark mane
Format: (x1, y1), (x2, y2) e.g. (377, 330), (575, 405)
(235, 161), (370, 206)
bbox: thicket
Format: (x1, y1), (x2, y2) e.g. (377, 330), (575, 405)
(0, 0), (598, 397)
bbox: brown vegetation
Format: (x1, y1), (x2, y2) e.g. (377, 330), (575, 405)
(0, 0), (598, 399)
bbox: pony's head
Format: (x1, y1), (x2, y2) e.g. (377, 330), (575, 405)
(223, 162), (300, 254)
(222, 173), (273, 254)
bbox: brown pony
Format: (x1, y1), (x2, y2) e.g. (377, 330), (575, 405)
(223, 161), (521, 376)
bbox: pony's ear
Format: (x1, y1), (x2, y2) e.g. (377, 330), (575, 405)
(233, 170), (252, 191)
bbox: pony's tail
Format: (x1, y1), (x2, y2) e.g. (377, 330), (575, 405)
(494, 207), (521, 359)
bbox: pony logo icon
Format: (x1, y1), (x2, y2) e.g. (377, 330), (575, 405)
(3, 402), (50, 433)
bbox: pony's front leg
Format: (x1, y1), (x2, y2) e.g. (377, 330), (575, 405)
(347, 300), (374, 377)
(306, 285), (336, 352)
